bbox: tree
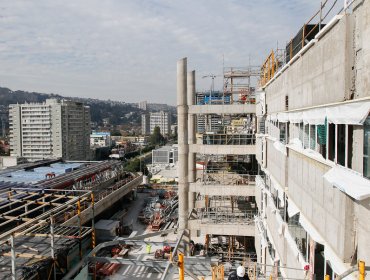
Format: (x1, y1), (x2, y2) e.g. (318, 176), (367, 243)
(111, 130), (122, 136)
(149, 126), (165, 145)
(124, 158), (149, 175)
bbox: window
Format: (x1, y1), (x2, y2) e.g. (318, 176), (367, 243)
(317, 122), (327, 158)
(303, 124), (309, 149)
(328, 123), (335, 161)
(337, 124), (346, 166)
(279, 122), (287, 144)
(309, 125), (316, 150)
(364, 116), (370, 179)
(327, 123), (354, 167)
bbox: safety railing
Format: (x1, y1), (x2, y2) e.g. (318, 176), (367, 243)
(201, 172), (257, 185)
(196, 207), (257, 224)
(202, 133), (256, 145)
(259, 0), (350, 87)
(246, 262), (308, 280)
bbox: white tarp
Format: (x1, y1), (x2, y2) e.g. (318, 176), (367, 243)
(261, 235), (268, 248)
(287, 198), (300, 217)
(324, 245), (349, 276)
(256, 175), (264, 190)
(276, 211), (285, 236)
(270, 113), (278, 121)
(302, 108), (326, 125)
(326, 101), (370, 125)
(278, 190), (285, 206)
(287, 138), (303, 150)
(285, 228), (300, 260)
(268, 195), (276, 213)
(273, 140), (287, 155)
(277, 112), (289, 122)
(298, 214), (325, 244)
(287, 100), (370, 125)
(323, 166), (370, 200)
(288, 111), (303, 123)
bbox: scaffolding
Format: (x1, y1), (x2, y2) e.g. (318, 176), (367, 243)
(0, 166), (142, 279)
(223, 66), (261, 104)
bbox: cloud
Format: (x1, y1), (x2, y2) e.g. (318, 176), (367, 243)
(0, 0), (333, 104)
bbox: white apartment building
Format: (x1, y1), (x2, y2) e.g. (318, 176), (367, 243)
(90, 132), (112, 147)
(141, 114), (150, 135)
(9, 99), (91, 161)
(150, 111), (171, 135)
(138, 101), (147, 111)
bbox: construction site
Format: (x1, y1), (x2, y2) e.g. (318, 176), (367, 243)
(0, 159), (144, 279)
(1, 0), (370, 280)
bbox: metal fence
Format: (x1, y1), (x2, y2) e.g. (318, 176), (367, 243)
(197, 208), (257, 224)
(202, 134), (256, 145)
(201, 172), (257, 185)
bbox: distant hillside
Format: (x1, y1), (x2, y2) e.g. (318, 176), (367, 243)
(0, 86), (144, 127)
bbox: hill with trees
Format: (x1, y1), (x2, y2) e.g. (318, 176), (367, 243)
(0, 86), (144, 127)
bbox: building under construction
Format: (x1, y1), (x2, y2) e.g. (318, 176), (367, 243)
(0, 159), (142, 279)
(3, 1), (370, 280)
(174, 1), (370, 279)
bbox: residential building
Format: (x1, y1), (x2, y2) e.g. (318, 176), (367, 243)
(138, 101), (147, 111)
(152, 145), (178, 165)
(90, 131), (112, 147)
(141, 114), (150, 135)
(150, 111), (171, 135)
(9, 99), (91, 161)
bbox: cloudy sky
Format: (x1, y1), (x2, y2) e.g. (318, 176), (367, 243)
(0, 0), (325, 104)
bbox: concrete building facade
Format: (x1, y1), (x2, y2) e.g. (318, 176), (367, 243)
(253, 2), (370, 280)
(149, 111), (171, 135)
(177, 2), (370, 279)
(152, 145), (178, 165)
(141, 114), (150, 135)
(138, 101), (147, 111)
(9, 99), (91, 161)
(177, 58), (259, 259)
(90, 131), (112, 147)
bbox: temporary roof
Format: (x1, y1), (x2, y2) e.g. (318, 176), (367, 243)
(323, 166), (370, 200)
(268, 100), (370, 125)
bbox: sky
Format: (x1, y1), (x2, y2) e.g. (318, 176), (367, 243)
(0, 0), (327, 105)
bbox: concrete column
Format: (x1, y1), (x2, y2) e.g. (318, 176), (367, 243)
(177, 57), (189, 231)
(187, 70), (196, 211)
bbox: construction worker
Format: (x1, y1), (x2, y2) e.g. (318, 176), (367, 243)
(228, 265), (250, 280)
(146, 243), (152, 254)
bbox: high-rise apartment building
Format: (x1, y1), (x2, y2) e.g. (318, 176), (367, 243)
(9, 99), (91, 161)
(141, 114), (150, 135)
(138, 101), (147, 111)
(150, 111), (171, 135)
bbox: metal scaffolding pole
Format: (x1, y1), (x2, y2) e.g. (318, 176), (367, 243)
(10, 234), (16, 280)
(50, 216), (57, 280)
